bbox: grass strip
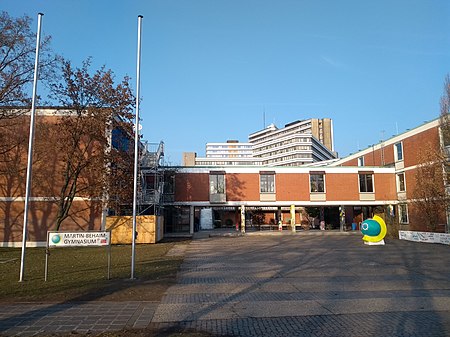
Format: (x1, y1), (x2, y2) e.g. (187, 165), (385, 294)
(0, 242), (185, 302)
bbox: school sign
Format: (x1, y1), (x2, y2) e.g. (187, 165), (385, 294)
(48, 231), (110, 247)
(45, 231), (111, 281)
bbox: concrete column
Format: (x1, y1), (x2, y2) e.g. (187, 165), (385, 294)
(240, 205), (246, 233)
(189, 206), (194, 234)
(339, 205), (345, 232)
(320, 207), (325, 230)
(290, 205), (296, 232)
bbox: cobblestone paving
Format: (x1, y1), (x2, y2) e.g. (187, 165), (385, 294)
(151, 311), (450, 337)
(0, 301), (157, 336)
(1, 234), (449, 336)
(152, 235), (450, 337)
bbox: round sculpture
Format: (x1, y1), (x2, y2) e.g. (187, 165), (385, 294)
(361, 215), (387, 244)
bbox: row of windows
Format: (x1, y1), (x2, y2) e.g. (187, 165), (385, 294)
(197, 160), (259, 166)
(250, 124), (311, 145)
(209, 173), (375, 194)
(256, 144), (311, 155)
(263, 153), (313, 165)
(254, 137), (311, 152)
(207, 145), (252, 149)
(352, 169), (405, 193)
(210, 174), (409, 225)
(208, 154), (253, 158)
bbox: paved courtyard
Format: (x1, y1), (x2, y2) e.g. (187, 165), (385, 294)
(1, 233), (450, 336)
(151, 234), (450, 336)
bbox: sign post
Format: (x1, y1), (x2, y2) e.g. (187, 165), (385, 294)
(45, 231), (111, 281)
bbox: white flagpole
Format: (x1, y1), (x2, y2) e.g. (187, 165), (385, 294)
(19, 13), (44, 282)
(131, 15), (143, 279)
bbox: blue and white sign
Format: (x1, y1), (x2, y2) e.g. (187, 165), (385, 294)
(399, 230), (450, 245)
(47, 231), (110, 247)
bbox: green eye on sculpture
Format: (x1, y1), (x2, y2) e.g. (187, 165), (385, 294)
(361, 219), (381, 237)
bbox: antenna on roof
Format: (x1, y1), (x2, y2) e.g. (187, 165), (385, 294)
(395, 122), (399, 135)
(263, 105), (266, 128)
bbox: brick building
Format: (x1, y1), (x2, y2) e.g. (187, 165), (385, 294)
(164, 117), (449, 235)
(0, 107), (137, 246)
(332, 117), (449, 233)
(162, 166), (397, 234)
(2, 109), (448, 246)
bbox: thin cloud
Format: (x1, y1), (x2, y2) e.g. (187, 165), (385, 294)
(320, 55), (347, 69)
(364, 44), (449, 57)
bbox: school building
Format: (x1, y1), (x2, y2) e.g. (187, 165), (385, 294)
(162, 116), (449, 235)
(1, 109), (448, 246)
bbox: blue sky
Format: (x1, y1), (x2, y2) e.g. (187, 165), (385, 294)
(3, 0), (450, 164)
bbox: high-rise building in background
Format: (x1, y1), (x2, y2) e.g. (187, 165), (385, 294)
(249, 118), (336, 166)
(184, 118), (336, 167)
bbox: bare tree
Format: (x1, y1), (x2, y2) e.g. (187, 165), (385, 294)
(440, 75), (450, 147)
(0, 11), (55, 109)
(411, 77), (450, 231)
(44, 58), (135, 230)
(0, 11), (56, 160)
(411, 142), (449, 231)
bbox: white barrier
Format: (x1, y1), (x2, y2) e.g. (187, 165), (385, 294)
(399, 230), (450, 245)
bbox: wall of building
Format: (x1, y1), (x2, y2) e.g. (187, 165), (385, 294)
(404, 127), (440, 167)
(182, 152), (196, 166)
(335, 119), (447, 232)
(276, 173), (310, 201)
(324, 173), (360, 201)
(0, 200), (102, 245)
(0, 109), (118, 245)
(226, 173), (260, 201)
(338, 122), (440, 168)
(172, 168), (397, 205)
(175, 173), (209, 202)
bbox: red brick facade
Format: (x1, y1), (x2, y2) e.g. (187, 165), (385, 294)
(336, 119), (448, 232)
(0, 109), (111, 245)
(2, 111), (448, 243)
(172, 169), (397, 205)
(167, 118), (448, 234)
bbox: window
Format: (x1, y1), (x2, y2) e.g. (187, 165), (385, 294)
(358, 156), (364, 167)
(397, 173), (405, 192)
(209, 174), (225, 194)
(164, 174), (175, 194)
(310, 173), (325, 193)
(111, 128), (130, 151)
(260, 173), (275, 193)
(399, 204), (408, 223)
(359, 173), (374, 193)
(395, 142), (403, 161)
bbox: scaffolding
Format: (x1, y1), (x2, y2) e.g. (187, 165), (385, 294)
(138, 141), (165, 215)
